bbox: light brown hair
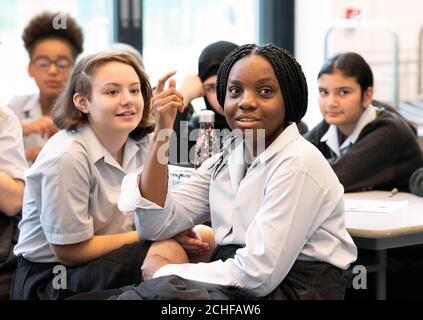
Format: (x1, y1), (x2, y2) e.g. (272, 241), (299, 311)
(52, 50), (154, 140)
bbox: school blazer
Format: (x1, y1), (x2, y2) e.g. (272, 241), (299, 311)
(305, 108), (423, 192)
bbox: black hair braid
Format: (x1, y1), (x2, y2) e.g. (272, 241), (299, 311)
(216, 43), (308, 124)
(258, 45), (308, 123)
(212, 43), (308, 180)
(216, 44), (256, 108)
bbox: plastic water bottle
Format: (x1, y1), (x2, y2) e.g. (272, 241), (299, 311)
(194, 110), (219, 168)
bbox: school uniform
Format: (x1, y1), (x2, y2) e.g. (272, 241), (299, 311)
(305, 104), (423, 192)
(0, 106), (28, 182)
(0, 106), (28, 299)
(119, 123), (357, 298)
(11, 125), (153, 300)
(7, 94), (49, 162)
(409, 167), (423, 196)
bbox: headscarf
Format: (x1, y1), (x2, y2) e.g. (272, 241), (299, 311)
(198, 41), (238, 130)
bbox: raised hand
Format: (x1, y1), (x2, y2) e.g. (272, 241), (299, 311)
(179, 74), (205, 108)
(152, 71), (185, 132)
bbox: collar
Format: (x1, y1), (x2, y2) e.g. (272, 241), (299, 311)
(77, 125), (147, 171)
(22, 94), (41, 117)
(255, 122), (300, 166)
(226, 123), (301, 191)
(320, 105), (377, 156)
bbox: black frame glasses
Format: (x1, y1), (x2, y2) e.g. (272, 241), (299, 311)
(31, 57), (73, 71)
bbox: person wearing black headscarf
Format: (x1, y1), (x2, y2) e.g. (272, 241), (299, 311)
(173, 41), (238, 166)
(181, 41), (308, 135)
(173, 41), (308, 166)
(193, 41), (239, 131)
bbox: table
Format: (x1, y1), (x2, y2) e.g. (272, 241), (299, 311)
(344, 190), (423, 300)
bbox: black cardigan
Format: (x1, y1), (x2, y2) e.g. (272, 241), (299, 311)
(305, 107), (423, 192)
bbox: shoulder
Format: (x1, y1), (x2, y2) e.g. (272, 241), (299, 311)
(34, 130), (91, 171)
(0, 105), (18, 122)
(273, 134), (340, 185)
(361, 108), (417, 141)
(263, 139), (343, 201)
(7, 94), (37, 111)
(282, 135), (331, 167)
(0, 106), (21, 133)
(304, 120), (329, 141)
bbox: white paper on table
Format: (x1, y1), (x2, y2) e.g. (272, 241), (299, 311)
(344, 199), (408, 213)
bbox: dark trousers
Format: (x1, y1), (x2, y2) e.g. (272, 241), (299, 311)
(10, 240), (151, 300)
(211, 245), (347, 300)
(71, 244), (347, 300)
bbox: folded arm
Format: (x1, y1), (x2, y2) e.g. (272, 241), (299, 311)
(50, 231), (139, 267)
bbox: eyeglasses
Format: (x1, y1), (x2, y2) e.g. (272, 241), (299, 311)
(31, 57), (73, 71)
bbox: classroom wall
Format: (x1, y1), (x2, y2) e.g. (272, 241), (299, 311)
(296, 0), (423, 129)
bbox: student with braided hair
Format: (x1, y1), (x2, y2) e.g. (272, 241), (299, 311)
(8, 11), (84, 164)
(118, 43), (357, 299)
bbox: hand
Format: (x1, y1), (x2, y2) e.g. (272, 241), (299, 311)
(152, 71), (185, 132)
(25, 147), (42, 163)
(174, 228), (210, 257)
(141, 254), (171, 280)
(23, 116), (57, 138)
(179, 74), (205, 107)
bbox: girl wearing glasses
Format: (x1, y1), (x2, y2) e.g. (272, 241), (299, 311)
(7, 12), (84, 164)
(11, 50), (154, 300)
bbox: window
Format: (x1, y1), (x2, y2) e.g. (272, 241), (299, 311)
(143, 0), (259, 110)
(0, 0), (112, 106)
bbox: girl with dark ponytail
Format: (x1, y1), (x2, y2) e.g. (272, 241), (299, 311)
(305, 52), (423, 192)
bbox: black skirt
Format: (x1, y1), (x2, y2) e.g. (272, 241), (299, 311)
(10, 240), (152, 300)
(0, 213), (20, 300)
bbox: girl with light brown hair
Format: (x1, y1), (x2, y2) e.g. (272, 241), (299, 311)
(12, 50), (154, 300)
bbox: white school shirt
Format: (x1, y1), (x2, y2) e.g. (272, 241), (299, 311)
(320, 105), (377, 157)
(14, 125), (153, 262)
(0, 106), (28, 180)
(119, 123), (357, 297)
(7, 94), (49, 157)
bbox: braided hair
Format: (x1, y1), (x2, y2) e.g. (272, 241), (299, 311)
(216, 43), (308, 125)
(210, 44), (308, 179)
